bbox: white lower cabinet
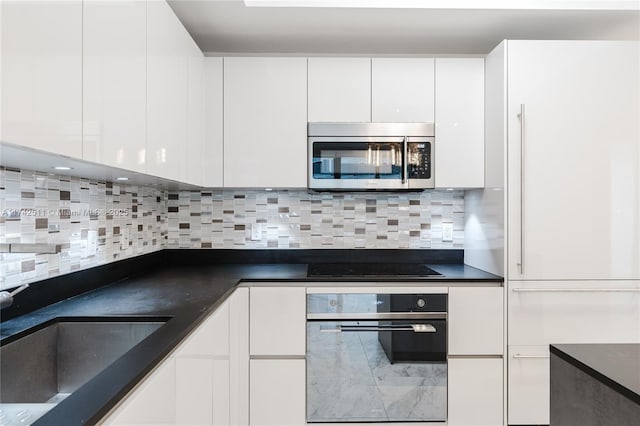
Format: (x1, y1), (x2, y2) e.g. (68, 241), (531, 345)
(507, 280), (640, 424)
(249, 287), (306, 356)
(448, 358), (503, 426)
(230, 288), (250, 426)
(249, 359), (306, 426)
(101, 358), (177, 425)
(507, 346), (550, 425)
(101, 296), (235, 425)
(248, 286), (306, 425)
(102, 284), (508, 425)
(448, 287), (504, 425)
(508, 280), (640, 346)
(448, 287), (503, 355)
(176, 357), (216, 425)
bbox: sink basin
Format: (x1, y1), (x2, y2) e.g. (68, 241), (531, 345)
(0, 317), (167, 425)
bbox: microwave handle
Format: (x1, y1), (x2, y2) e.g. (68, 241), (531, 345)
(402, 136), (408, 184)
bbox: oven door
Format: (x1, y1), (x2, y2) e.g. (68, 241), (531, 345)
(308, 137), (406, 190)
(307, 320), (447, 423)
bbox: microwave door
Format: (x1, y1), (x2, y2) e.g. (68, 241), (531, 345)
(308, 137), (406, 190)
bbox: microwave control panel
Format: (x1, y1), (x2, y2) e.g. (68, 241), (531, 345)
(407, 142), (431, 179)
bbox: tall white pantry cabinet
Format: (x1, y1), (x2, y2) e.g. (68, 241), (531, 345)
(485, 40), (640, 425)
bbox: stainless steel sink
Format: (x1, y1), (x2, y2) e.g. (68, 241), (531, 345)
(0, 317), (167, 425)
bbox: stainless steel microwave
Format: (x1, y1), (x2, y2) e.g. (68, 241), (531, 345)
(308, 122), (435, 191)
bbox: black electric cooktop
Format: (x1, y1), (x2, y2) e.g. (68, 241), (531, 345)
(307, 263), (443, 277)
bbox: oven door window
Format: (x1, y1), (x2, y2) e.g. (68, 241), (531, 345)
(311, 141), (403, 180)
(307, 320), (447, 423)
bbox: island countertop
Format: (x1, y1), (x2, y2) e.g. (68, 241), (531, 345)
(550, 343), (640, 405)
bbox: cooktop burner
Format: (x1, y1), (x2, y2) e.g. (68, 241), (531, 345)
(307, 263), (442, 277)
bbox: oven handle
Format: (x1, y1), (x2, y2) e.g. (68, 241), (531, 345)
(320, 324), (436, 333)
(307, 312), (446, 320)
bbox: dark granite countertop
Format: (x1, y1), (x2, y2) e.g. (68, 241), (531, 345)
(550, 343), (640, 405)
(0, 249), (502, 426)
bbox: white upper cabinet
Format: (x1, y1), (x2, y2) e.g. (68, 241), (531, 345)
(186, 42), (205, 186)
(224, 57), (307, 188)
(308, 57), (371, 122)
(1, 0), (82, 158)
(506, 41), (640, 280)
(203, 58), (224, 188)
(371, 58), (435, 123)
(82, 0), (147, 173)
(146, 0), (189, 182)
(435, 58), (485, 188)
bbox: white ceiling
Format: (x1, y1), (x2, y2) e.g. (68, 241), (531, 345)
(168, 0), (640, 55)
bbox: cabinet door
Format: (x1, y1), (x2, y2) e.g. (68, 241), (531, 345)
(175, 357), (215, 425)
(448, 287), (503, 355)
(448, 358), (503, 426)
(507, 345), (549, 425)
(146, 0), (188, 182)
(507, 40), (640, 280)
(249, 359), (306, 426)
(224, 57), (307, 188)
(435, 58), (484, 188)
(249, 287), (306, 356)
(101, 358), (177, 425)
(508, 280), (640, 346)
(1, 0), (82, 158)
(178, 300), (230, 357)
(176, 301), (230, 425)
(371, 58), (434, 123)
(101, 299), (234, 425)
(230, 288), (250, 426)
(308, 57), (371, 122)
(203, 57), (224, 188)
(187, 44), (205, 186)
(82, 0), (147, 172)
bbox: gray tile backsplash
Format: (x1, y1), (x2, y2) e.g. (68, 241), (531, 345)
(165, 190), (464, 250)
(1, 166), (464, 288)
(0, 167), (166, 289)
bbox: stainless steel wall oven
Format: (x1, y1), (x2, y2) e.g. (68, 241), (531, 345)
(306, 292), (447, 423)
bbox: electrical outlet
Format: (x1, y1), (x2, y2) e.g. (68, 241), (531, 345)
(120, 229), (130, 251)
(87, 230), (97, 256)
(442, 223), (454, 242)
(250, 223), (263, 241)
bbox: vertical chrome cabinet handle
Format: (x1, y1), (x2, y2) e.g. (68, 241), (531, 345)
(517, 104), (525, 274)
(402, 136), (408, 184)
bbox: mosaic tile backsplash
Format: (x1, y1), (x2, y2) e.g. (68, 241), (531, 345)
(166, 190), (464, 250)
(0, 167), (166, 289)
(1, 166), (464, 288)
